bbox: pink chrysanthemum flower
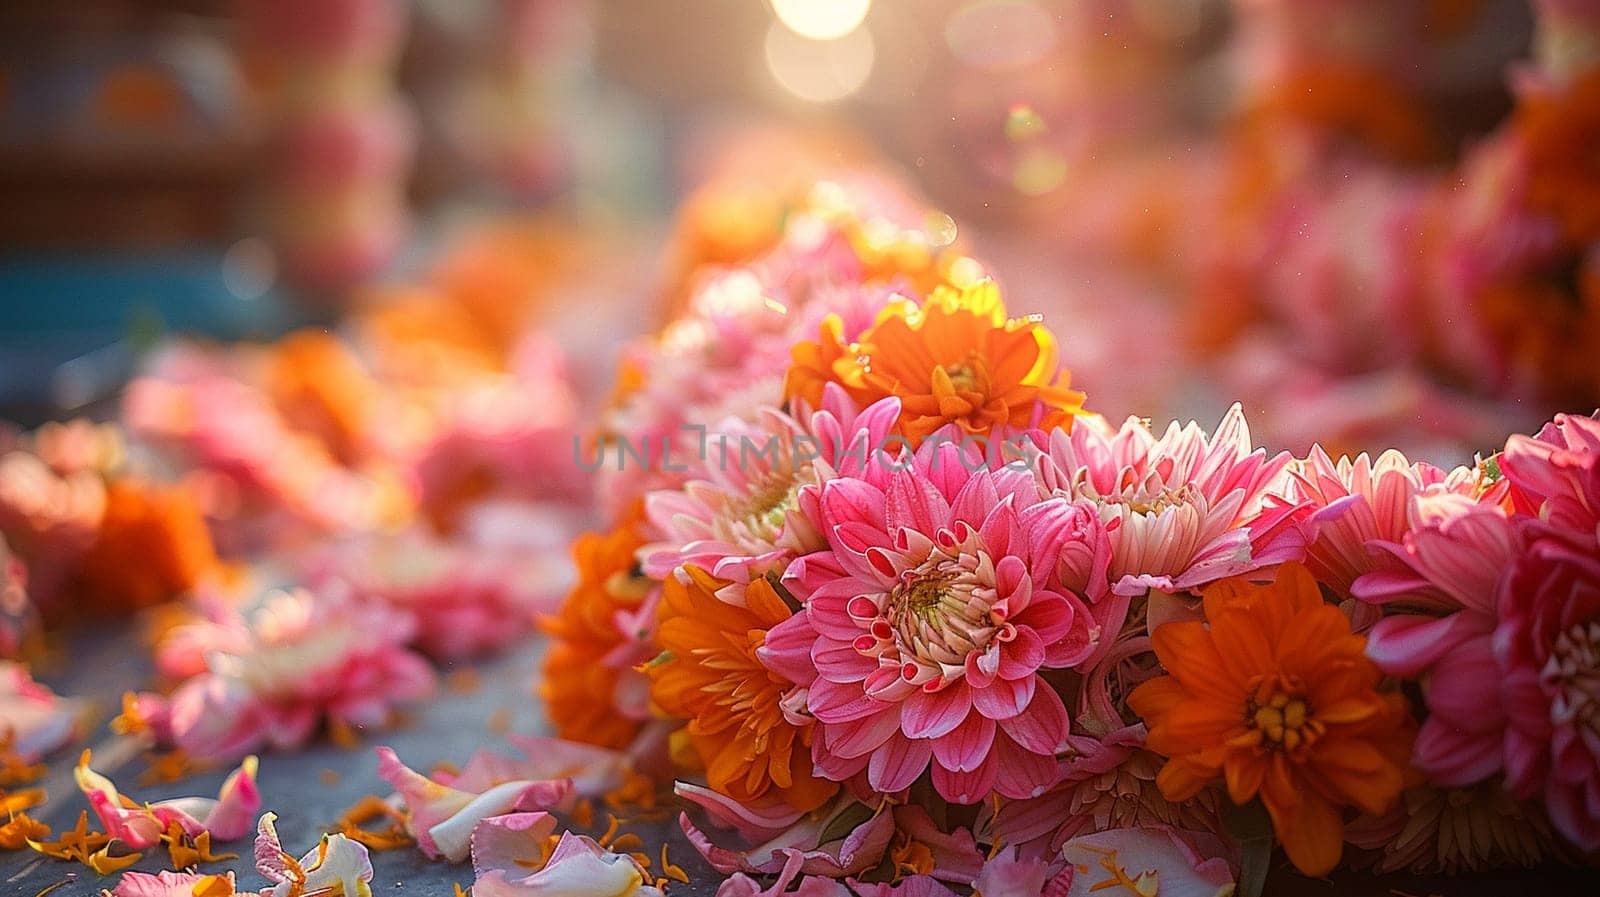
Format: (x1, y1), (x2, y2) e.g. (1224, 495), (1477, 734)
(1292, 445), (1487, 597)
(597, 273), (895, 520)
(1354, 412), (1600, 850)
(138, 588), (435, 760)
(1031, 403), (1303, 597)
(1357, 492), (1518, 785)
(1, 535), (39, 659)
(305, 508), (575, 661)
(1501, 411), (1600, 533)
(1496, 524), (1600, 850)
(1343, 780), (1565, 874)
(778, 437), (1109, 803)
(1, 659), (81, 763)
(642, 387), (900, 593)
(122, 345), (412, 541)
(410, 339), (588, 530)
(984, 726), (1226, 861)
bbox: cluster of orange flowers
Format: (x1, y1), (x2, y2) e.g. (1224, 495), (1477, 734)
(0, 421), (218, 625)
(785, 281), (1085, 441)
(647, 567), (836, 815)
(540, 504), (658, 753)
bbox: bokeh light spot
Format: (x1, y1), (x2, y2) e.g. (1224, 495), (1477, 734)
(764, 23), (875, 103)
(770, 0), (872, 41)
(924, 212), (959, 247)
(222, 238), (277, 301)
(1012, 148), (1068, 196)
(945, 1), (1058, 71)
(1005, 104), (1047, 141)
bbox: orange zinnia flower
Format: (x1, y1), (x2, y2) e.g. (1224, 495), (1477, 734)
(75, 479), (218, 615)
(785, 280), (1084, 444)
(1475, 251), (1600, 409)
(356, 287), (505, 383)
(540, 508), (657, 751)
(263, 330), (381, 468)
(1519, 68), (1600, 245)
(1129, 562), (1414, 878)
(647, 565), (835, 813)
(783, 313), (857, 416)
(432, 220), (581, 358)
(1240, 63), (1440, 165)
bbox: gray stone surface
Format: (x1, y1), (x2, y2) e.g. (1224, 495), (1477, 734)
(2, 627), (719, 896)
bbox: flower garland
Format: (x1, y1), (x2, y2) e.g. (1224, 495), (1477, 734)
(531, 146), (1600, 891)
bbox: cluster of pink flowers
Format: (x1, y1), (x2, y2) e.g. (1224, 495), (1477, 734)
(121, 342), (415, 544)
(546, 140), (1600, 891)
(301, 502), (576, 661)
(1347, 413), (1600, 850)
(8, 3), (1600, 886)
(130, 586), (435, 759)
(646, 392), (1305, 892)
(627, 372), (1599, 893)
(595, 171), (967, 517)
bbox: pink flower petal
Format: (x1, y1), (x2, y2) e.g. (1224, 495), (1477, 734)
(868, 733), (933, 792)
(997, 686), (1070, 756)
(900, 682), (973, 740)
(971, 675), (1034, 721)
(930, 711), (997, 775)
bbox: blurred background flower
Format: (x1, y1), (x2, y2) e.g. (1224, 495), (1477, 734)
(0, 0), (1590, 468)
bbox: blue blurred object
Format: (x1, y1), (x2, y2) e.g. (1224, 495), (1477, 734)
(0, 250), (313, 423)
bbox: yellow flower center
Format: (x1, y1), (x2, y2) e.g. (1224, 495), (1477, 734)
(1246, 681), (1323, 753)
(943, 361), (980, 393)
(861, 554), (1005, 685)
(739, 472), (804, 537)
(896, 576), (953, 618)
(604, 568), (652, 604)
(1122, 483), (1198, 516)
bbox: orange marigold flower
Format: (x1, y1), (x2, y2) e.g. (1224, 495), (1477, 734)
(431, 220), (582, 359)
(0, 812), (50, 849)
(355, 287), (505, 384)
(76, 479), (217, 614)
(1240, 63), (1440, 165)
(540, 508), (658, 750)
(263, 330), (382, 468)
(1519, 68), (1600, 244)
(662, 179), (787, 315)
(647, 566), (836, 814)
(1475, 251), (1600, 409)
(783, 313), (857, 417)
(785, 280), (1084, 444)
(1129, 562), (1414, 878)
